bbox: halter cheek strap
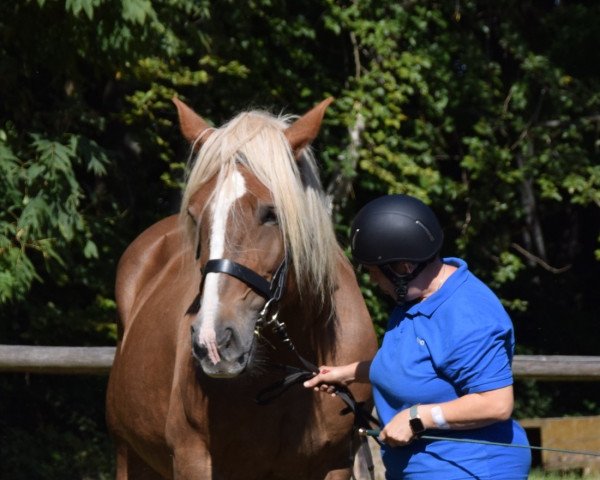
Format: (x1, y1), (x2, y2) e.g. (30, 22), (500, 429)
(203, 259), (271, 298)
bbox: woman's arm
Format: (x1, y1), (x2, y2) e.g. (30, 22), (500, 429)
(303, 360), (372, 394)
(380, 385), (514, 446)
(423, 384), (514, 429)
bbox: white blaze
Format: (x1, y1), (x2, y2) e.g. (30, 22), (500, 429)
(197, 169), (246, 365)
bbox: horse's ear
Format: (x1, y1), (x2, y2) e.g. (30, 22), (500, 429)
(284, 97), (334, 157)
(172, 97), (213, 150)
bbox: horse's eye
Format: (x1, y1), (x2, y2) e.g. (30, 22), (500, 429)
(259, 206), (278, 226)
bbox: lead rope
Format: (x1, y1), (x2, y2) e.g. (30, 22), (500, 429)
(254, 306), (378, 430)
(254, 306), (379, 480)
(254, 306), (321, 404)
(358, 428), (600, 458)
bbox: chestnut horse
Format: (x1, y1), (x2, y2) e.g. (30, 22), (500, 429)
(106, 97), (378, 479)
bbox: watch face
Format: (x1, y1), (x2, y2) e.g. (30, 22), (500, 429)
(409, 416), (425, 435)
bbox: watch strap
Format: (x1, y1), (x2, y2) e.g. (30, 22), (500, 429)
(409, 404), (419, 419)
(408, 404), (426, 436)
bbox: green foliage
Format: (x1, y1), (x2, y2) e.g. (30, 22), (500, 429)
(0, 132), (109, 303)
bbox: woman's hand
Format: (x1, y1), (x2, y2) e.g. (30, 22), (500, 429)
(303, 360), (372, 395)
(379, 408), (415, 447)
(303, 364), (355, 395)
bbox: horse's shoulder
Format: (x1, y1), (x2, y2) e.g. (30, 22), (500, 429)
(115, 215), (188, 325)
(333, 251), (378, 350)
(117, 215), (183, 275)
(334, 252), (363, 300)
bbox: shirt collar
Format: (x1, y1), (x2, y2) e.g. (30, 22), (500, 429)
(405, 257), (468, 318)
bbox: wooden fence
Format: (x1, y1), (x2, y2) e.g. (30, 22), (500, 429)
(1, 345), (600, 380)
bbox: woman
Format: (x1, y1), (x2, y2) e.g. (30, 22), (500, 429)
(304, 195), (531, 480)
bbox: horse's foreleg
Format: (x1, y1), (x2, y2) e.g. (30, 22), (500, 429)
(172, 444), (212, 480)
(115, 440), (168, 480)
(115, 441), (128, 480)
(323, 468), (353, 480)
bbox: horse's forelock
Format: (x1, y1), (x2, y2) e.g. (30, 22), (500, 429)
(181, 109), (339, 308)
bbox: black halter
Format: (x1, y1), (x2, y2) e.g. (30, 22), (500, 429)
(202, 256), (289, 303)
(194, 252), (316, 383)
(186, 255), (289, 316)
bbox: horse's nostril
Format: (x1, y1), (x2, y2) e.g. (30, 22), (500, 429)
(218, 328), (233, 350)
(193, 341), (208, 359)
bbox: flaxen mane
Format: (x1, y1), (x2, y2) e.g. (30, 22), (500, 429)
(179, 109), (340, 308)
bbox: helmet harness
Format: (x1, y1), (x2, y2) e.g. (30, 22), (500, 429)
(378, 258), (434, 306)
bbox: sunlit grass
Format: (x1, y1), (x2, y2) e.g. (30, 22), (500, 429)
(528, 468), (600, 479)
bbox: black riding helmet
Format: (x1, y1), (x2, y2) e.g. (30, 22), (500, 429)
(351, 195), (443, 265)
(350, 195), (444, 304)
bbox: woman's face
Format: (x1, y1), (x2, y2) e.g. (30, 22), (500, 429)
(363, 262), (416, 299)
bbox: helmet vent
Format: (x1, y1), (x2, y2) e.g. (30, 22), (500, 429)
(351, 228), (360, 250)
(415, 220), (434, 241)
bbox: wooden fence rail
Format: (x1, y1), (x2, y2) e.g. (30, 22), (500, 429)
(0, 345), (115, 375)
(1, 345), (600, 380)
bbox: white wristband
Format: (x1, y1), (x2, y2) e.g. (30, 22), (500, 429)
(431, 405), (450, 429)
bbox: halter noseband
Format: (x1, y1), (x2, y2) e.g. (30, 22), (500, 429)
(201, 255), (289, 304)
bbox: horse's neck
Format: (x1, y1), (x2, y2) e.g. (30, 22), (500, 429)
(275, 298), (337, 365)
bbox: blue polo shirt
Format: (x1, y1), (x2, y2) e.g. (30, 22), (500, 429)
(369, 258), (531, 479)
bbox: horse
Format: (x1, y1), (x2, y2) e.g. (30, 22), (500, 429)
(106, 97), (378, 479)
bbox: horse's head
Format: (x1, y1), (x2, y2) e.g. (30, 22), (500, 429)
(175, 97), (338, 378)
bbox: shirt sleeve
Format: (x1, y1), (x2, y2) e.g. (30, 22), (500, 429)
(433, 292), (515, 395)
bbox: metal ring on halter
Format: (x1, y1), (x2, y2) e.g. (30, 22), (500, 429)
(255, 299), (277, 334)
(259, 298), (276, 319)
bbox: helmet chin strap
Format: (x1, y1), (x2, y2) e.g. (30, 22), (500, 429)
(378, 261), (430, 306)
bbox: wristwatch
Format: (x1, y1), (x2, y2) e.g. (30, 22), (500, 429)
(409, 405), (426, 436)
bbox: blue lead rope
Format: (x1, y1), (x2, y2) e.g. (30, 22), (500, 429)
(358, 428), (600, 458)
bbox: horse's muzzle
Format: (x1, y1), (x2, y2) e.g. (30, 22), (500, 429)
(190, 324), (253, 378)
